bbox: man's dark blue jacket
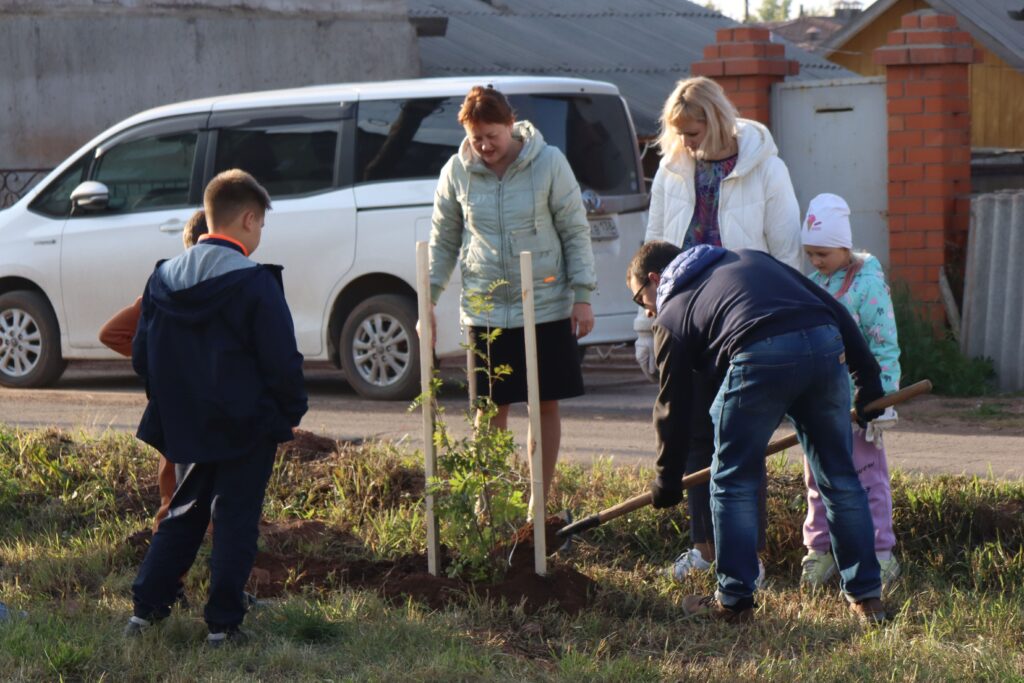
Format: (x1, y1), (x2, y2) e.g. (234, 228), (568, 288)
(650, 246), (884, 487)
(132, 238), (308, 464)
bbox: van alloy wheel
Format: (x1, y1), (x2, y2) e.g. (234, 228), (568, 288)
(339, 294), (421, 401)
(0, 291), (67, 388)
(352, 312), (411, 387)
(0, 307), (43, 378)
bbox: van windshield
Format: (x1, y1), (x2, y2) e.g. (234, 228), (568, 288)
(355, 93), (640, 196)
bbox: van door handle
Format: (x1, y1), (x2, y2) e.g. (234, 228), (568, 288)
(159, 220), (183, 233)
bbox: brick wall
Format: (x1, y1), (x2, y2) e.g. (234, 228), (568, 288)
(874, 10), (979, 321)
(691, 27), (799, 127)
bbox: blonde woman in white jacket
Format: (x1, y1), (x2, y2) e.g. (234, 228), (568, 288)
(640, 76), (801, 586)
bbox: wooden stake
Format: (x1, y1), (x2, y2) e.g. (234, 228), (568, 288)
(466, 326), (477, 409)
(520, 251), (546, 575)
(415, 241), (441, 576)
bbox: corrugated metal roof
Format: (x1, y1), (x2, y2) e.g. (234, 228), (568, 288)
(826, 0), (1024, 73)
(927, 0), (1024, 72)
(410, 0), (855, 137)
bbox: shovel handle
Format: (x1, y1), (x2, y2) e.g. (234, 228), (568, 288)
(556, 379), (932, 538)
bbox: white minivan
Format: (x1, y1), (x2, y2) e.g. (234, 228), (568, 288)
(0, 76), (647, 399)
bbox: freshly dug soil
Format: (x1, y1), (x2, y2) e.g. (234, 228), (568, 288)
(278, 429), (344, 461)
(123, 518), (595, 615)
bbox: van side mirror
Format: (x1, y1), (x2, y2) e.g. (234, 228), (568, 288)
(70, 181), (110, 211)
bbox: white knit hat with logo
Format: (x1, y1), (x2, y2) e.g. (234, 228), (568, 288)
(802, 193), (852, 249)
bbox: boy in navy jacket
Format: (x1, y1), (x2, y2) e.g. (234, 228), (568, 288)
(125, 169), (307, 646)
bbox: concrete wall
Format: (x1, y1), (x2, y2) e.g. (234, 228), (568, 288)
(0, 0), (420, 168)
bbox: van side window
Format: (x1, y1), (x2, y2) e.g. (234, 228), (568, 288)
(508, 95), (639, 196)
(91, 132), (198, 214)
(28, 155), (90, 218)
(214, 122), (338, 198)
(355, 98), (463, 183)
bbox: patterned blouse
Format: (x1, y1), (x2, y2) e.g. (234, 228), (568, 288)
(682, 153), (738, 250)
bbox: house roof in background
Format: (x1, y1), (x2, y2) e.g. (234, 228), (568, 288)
(759, 15), (845, 52)
(825, 0), (1024, 72)
(409, 0), (856, 137)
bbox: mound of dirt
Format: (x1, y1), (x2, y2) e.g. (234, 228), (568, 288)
(124, 517), (594, 615)
(249, 517), (596, 613)
(279, 429), (343, 461)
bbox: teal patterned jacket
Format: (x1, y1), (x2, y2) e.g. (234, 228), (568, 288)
(807, 253), (901, 395)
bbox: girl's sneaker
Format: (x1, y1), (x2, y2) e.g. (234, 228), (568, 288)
(878, 554), (901, 588)
(800, 549), (837, 587)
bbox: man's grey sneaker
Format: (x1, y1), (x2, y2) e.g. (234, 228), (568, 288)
(206, 628), (249, 649)
(878, 554), (901, 588)
(850, 597), (889, 624)
(123, 616), (152, 638)
(800, 549), (838, 588)
(666, 548), (713, 583)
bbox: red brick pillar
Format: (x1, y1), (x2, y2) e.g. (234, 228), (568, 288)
(691, 27), (799, 127)
(874, 10), (979, 321)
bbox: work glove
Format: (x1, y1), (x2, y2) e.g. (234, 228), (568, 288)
(853, 384), (886, 428)
(864, 406), (898, 448)
(634, 329), (657, 381)
(650, 478), (683, 509)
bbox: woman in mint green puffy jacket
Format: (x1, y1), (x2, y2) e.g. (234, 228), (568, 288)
(428, 86), (597, 503)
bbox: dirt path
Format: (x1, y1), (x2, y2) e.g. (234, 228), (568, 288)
(1, 359), (1021, 480)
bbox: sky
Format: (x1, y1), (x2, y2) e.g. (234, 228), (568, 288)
(710, 0), (878, 22)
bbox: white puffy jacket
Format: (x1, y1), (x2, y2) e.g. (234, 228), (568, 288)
(637, 118), (801, 335)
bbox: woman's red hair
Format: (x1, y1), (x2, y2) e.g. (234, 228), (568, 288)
(457, 85), (515, 126)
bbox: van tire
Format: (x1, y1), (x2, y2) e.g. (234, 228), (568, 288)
(339, 294), (421, 401)
(0, 291), (67, 388)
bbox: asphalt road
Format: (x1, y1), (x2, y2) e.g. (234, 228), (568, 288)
(1, 350), (1022, 480)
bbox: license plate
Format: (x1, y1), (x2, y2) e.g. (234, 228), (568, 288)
(589, 217), (618, 241)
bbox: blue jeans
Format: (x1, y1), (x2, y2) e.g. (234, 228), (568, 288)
(709, 324), (881, 606)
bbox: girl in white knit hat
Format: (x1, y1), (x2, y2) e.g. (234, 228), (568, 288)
(800, 192), (902, 589)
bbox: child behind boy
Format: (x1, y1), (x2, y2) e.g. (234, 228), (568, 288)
(99, 209), (208, 531)
(799, 193), (901, 588)
(124, 169), (307, 647)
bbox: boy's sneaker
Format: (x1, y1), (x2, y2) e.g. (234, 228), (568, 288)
(681, 595), (754, 623)
(850, 597), (889, 625)
(666, 548), (712, 583)
(667, 550), (766, 590)
(800, 549), (837, 588)
(123, 616), (153, 638)
(878, 554), (901, 588)
(206, 628), (249, 649)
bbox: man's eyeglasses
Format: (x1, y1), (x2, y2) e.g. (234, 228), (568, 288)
(632, 276), (650, 307)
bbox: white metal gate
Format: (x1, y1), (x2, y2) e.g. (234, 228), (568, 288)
(771, 77), (888, 269)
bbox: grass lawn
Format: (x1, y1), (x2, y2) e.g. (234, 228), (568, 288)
(0, 425), (1022, 682)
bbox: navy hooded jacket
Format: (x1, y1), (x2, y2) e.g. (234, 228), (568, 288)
(651, 246), (883, 487)
(133, 238), (308, 464)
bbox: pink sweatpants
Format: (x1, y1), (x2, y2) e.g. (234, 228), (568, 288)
(803, 428), (895, 553)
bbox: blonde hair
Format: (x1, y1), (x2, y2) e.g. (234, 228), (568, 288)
(657, 77), (738, 162)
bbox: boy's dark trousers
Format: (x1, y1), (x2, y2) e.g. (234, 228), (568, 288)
(131, 439), (276, 631)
